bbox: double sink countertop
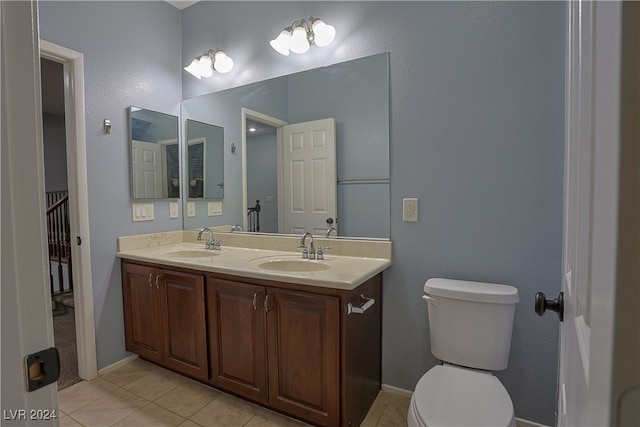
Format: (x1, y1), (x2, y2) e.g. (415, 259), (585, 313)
(117, 230), (392, 291)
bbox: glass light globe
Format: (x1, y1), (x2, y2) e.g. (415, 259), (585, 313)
(184, 58), (202, 79)
(270, 29), (291, 56)
(198, 55), (214, 78)
(213, 50), (234, 73)
(289, 25), (310, 54)
(312, 19), (335, 47)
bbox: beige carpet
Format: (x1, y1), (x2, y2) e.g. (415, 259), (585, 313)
(52, 299), (81, 390)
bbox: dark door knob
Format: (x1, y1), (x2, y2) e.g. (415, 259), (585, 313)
(535, 291), (564, 322)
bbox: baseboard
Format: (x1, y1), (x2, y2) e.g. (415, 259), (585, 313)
(381, 383), (414, 397)
(97, 354), (138, 376)
(515, 418), (550, 427)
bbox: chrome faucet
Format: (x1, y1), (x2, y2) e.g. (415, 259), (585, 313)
(231, 224), (243, 232)
(326, 227), (337, 238)
(299, 232), (315, 259)
(197, 227), (215, 249)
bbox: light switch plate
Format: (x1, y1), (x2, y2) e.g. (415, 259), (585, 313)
(187, 202), (196, 217)
(132, 203), (154, 222)
(208, 201), (223, 216)
(169, 202), (179, 219)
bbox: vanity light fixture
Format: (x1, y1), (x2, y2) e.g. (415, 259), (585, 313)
(184, 49), (234, 79)
(270, 17), (336, 56)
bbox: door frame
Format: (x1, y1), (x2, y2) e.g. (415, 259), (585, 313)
(40, 40), (98, 381)
(241, 108), (288, 232)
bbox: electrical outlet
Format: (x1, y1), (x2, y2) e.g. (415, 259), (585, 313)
(187, 202), (196, 217)
(403, 198), (418, 222)
(169, 202), (179, 219)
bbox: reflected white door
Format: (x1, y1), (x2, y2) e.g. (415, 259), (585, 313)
(558, 1), (622, 425)
(281, 118), (336, 235)
(132, 140), (163, 198)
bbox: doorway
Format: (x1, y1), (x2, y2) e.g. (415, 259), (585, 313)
(40, 40), (98, 384)
(41, 57), (79, 389)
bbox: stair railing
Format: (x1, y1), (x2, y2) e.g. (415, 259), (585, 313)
(46, 191), (73, 295)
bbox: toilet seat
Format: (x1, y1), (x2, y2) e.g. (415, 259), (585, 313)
(409, 365), (515, 427)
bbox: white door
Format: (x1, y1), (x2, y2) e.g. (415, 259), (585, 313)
(556, 1), (625, 425)
(281, 118), (337, 235)
(132, 140), (163, 198)
(2, 0), (59, 416)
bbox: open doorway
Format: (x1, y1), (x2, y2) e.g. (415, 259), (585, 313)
(40, 40), (98, 385)
(41, 57), (79, 389)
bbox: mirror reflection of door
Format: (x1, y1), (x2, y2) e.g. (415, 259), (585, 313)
(129, 106), (179, 199)
(132, 140), (163, 198)
(281, 118), (336, 235)
(188, 138), (205, 198)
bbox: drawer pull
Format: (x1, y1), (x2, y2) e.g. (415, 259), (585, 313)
(155, 275), (162, 290)
(252, 293), (258, 311)
(347, 295), (375, 315)
(148, 273), (153, 287)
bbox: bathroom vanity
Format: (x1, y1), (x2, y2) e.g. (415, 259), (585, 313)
(118, 231), (391, 427)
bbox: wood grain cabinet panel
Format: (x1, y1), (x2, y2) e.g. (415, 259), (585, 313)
(122, 262), (208, 380)
(208, 278), (268, 402)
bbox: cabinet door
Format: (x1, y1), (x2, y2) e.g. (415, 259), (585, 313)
(161, 270), (208, 380)
(208, 278), (268, 402)
(122, 262), (164, 362)
(266, 288), (340, 426)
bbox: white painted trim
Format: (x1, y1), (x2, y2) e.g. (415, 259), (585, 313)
(97, 354), (139, 376)
(240, 108), (287, 232)
(40, 40), (98, 381)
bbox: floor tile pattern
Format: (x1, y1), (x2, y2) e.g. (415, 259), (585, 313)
(58, 358), (410, 427)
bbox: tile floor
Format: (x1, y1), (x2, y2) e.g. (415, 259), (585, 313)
(58, 358), (410, 427)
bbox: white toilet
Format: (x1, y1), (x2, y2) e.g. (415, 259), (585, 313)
(408, 278), (519, 427)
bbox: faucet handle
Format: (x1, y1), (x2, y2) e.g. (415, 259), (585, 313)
(317, 246), (329, 260)
(301, 248), (309, 259)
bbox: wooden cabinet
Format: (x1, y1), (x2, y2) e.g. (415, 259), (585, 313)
(122, 259), (381, 427)
(207, 278), (268, 402)
(266, 288), (340, 426)
(122, 261), (208, 380)
(208, 278), (340, 426)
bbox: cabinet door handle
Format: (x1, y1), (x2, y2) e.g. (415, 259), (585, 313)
(264, 294), (271, 312)
(155, 275), (162, 290)
(148, 273), (153, 287)
(252, 293), (258, 311)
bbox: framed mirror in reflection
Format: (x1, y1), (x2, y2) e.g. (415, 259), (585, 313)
(129, 106), (179, 200)
(181, 53), (390, 238)
(185, 119), (224, 200)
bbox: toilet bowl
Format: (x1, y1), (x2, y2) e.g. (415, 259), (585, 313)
(407, 365), (515, 427)
(408, 278), (519, 427)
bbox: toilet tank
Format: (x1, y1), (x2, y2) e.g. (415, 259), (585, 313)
(424, 278), (519, 371)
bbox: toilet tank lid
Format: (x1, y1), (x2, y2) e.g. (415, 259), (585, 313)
(425, 278), (519, 304)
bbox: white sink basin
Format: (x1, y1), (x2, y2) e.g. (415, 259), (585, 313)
(252, 257), (332, 272)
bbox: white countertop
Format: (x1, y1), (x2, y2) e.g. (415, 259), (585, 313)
(117, 232), (392, 291)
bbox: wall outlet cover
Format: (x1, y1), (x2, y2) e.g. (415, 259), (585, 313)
(402, 198), (418, 222)
(187, 202), (196, 217)
(169, 202), (179, 219)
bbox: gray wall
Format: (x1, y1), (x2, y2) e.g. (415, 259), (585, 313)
(39, 1), (565, 425)
(43, 113), (68, 192)
(39, 1), (183, 369)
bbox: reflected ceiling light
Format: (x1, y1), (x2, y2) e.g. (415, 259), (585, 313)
(270, 17), (336, 56)
(184, 49), (234, 79)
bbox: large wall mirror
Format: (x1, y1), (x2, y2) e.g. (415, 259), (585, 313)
(129, 106), (179, 199)
(181, 53), (390, 238)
